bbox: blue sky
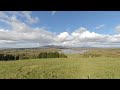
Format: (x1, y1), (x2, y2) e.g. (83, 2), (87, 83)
(0, 11), (120, 48)
(31, 11), (120, 34)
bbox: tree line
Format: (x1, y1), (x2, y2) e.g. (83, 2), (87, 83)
(0, 51), (67, 61)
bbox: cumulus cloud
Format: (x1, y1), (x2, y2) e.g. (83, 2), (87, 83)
(95, 24), (105, 29)
(0, 12), (55, 48)
(1, 11), (120, 48)
(70, 27), (108, 43)
(54, 27), (120, 47)
(56, 32), (72, 42)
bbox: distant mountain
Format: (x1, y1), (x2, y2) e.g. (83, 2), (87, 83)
(0, 45), (68, 51)
(41, 45), (69, 49)
(0, 45), (103, 51)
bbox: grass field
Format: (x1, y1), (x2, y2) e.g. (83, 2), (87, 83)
(0, 52), (120, 79)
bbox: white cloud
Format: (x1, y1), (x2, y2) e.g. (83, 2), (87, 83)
(115, 25), (120, 33)
(22, 11), (39, 24)
(0, 12), (55, 48)
(54, 27), (120, 47)
(71, 27), (108, 42)
(95, 24), (105, 29)
(0, 11), (39, 24)
(51, 11), (57, 15)
(1, 11), (120, 48)
(56, 32), (72, 42)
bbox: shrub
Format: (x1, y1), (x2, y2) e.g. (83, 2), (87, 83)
(0, 51), (67, 61)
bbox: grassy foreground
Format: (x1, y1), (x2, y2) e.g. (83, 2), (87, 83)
(0, 54), (120, 79)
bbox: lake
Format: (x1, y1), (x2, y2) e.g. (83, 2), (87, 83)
(59, 49), (88, 54)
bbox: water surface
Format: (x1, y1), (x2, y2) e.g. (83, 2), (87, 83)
(59, 49), (88, 54)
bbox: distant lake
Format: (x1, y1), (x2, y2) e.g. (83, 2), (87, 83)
(59, 49), (88, 54)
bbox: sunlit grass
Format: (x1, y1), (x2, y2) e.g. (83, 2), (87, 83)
(0, 48), (120, 79)
(0, 56), (120, 79)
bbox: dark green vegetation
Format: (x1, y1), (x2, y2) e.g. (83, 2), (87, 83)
(0, 48), (67, 61)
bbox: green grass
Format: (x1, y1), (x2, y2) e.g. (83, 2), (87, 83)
(0, 54), (120, 79)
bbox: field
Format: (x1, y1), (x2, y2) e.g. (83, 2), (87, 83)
(0, 48), (120, 79)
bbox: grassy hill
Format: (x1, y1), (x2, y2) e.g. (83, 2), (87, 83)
(0, 50), (120, 79)
(0, 48), (120, 79)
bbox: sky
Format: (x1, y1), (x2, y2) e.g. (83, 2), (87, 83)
(0, 11), (120, 48)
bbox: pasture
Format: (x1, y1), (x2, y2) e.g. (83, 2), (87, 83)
(0, 48), (120, 79)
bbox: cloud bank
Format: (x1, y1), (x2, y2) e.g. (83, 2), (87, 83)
(0, 11), (120, 48)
